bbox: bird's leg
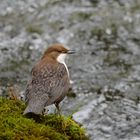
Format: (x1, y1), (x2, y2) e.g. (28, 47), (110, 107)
(55, 103), (61, 116)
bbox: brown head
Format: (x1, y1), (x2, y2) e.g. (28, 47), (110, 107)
(42, 44), (75, 61)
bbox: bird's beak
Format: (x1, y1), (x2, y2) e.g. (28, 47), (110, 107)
(67, 50), (76, 54)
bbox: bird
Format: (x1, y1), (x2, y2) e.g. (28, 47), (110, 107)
(23, 43), (75, 116)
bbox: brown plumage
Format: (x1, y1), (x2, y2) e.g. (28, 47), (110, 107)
(23, 44), (75, 115)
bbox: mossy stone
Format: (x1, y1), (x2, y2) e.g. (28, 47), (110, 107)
(0, 97), (89, 140)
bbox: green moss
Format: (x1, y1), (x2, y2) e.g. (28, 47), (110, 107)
(67, 88), (76, 98)
(26, 25), (43, 34)
(48, 20), (64, 32)
(89, 0), (99, 6)
(70, 12), (92, 22)
(0, 97), (89, 140)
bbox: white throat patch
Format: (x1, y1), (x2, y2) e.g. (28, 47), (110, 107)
(57, 54), (66, 64)
(57, 54), (69, 77)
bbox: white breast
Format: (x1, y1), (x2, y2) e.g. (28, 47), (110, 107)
(57, 54), (69, 77)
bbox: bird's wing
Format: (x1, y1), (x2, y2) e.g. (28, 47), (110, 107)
(46, 63), (70, 105)
(25, 61), (70, 106)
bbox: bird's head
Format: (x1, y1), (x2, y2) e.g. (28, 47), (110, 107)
(42, 44), (75, 63)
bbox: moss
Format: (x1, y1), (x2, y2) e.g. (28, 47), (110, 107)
(89, 0), (99, 7)
(90, 27), (104, 41)
(48, 20), (64, 32)
(104, 89), (124, 101)
(67, 88), (76, 98)
(0, 97), (89, 140)
(26, 25), (43, 34)
(70, 12), (92, 22)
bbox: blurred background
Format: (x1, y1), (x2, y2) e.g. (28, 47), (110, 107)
(0, 0), (140, 139)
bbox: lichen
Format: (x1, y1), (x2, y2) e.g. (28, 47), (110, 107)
(0, 97), (89, 140)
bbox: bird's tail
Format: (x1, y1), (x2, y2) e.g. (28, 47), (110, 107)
(23, 100), (46, 115)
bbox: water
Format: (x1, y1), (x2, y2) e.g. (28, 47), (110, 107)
(0, 0), (140, 139)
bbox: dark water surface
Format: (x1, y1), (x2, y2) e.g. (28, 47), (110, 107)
(0, 0), (140, 139)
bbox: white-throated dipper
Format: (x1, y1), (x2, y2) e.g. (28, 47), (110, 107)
(23, 44), (75, 116)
